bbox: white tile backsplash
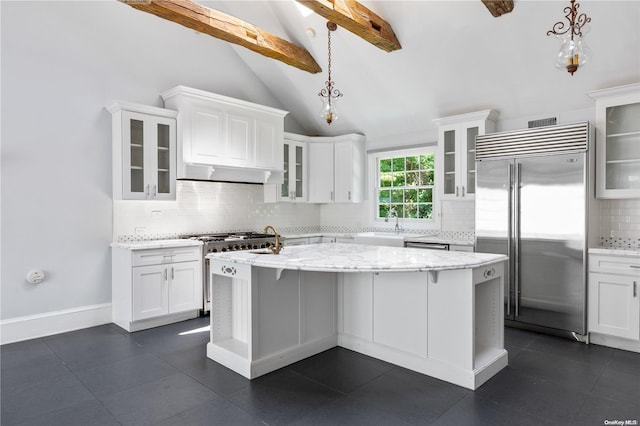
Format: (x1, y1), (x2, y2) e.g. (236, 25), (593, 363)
(114, 181), (321, 241)
(440, 200), (475, 231)
(599, 199), (640, 249)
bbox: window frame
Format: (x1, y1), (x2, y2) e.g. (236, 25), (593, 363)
(368, 146), (440, 230)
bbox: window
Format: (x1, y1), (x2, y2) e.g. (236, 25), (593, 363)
(375, 148), (436, 221)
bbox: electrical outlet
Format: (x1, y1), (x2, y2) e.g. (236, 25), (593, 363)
(151, 210), (162, 218)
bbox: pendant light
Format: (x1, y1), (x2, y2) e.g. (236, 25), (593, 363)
(546, 0), (592, 76)
(318, 21), (343, 124)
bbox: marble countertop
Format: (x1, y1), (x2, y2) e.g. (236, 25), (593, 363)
(282, 232), (474, 246)
(589, 247), (640, 257)
(111, 239), (203, 250)
(207, 243), (506, 273)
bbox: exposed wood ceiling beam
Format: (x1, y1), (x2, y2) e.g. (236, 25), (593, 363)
(120, 0), (322, 74)
(296, 0), (401, 52)
(481, 0), (514, 17)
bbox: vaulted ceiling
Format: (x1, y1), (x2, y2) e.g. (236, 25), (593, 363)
(125, 1), (640, 144)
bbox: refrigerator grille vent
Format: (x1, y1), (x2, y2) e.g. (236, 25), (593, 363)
(476, 122), (588, 160)
(528, 117), (557, 128)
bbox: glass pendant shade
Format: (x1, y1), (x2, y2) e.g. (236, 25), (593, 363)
(546, 0), (592, 75)
(320, 97), (339, 124)
(554, 29), (592, 75)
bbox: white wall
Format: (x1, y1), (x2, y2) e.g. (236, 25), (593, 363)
(0, 1), (301, 321)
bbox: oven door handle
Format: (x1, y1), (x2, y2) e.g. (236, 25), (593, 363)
(405, 242), (450, 250)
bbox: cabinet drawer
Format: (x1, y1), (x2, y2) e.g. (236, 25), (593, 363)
(589, 254), (640, 275)
(133, 247), (201, 267)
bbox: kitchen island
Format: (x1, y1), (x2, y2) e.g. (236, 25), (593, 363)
(206, 243), (508, 390)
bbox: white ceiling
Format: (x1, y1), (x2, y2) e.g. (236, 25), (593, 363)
(203, 1), (639, 142)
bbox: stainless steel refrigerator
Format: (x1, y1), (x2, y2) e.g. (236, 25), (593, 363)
(475, 122), (590, 339)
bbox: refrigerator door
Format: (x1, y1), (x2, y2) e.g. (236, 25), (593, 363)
(515, 153), (586, 334)
(475, 159), (513, 319)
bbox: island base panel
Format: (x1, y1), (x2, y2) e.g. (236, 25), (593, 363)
(207, 335), (337, 379)
(338, 334), (508, 390)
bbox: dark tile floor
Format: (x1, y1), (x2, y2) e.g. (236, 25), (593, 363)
(2, 316), (639, 426)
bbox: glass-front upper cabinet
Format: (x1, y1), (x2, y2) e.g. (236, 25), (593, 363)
(280, 140), (307, 202)
(589, 83), (640, 199)
(435, 110), (498, 201)
(106, 102), (177, 200)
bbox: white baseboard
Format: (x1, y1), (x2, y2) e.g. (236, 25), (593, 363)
(1, 303), (112, 345)
(589, 332), (640, 354)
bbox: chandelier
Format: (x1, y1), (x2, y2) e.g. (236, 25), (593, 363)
(546, 0), (592, 76)
(318, 21), (343, 124)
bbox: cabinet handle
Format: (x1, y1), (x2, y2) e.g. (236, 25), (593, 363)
(331, 191), (334, 201)
(163, 267), (167, 281)
(634, 281), (637, 298)
(348, 191), (351, 201)
(630, 265), (640, 269)
(152, 185), (157, 197)
(145, 185), (150, 197)
(456, 186), (459, 197)
(461, 186), (465, 197)
(171, 267), (174, 280)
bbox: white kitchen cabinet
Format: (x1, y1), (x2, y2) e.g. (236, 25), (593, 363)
(450, 244), (474, 252)
(280, 138), (307, 202)
(283, 236), (323, 246)
(588, 83), (640, 199)
(112, 244), (202, 332)
(588, 252), (640, 344)
(106, 101), (177, 200)
(434, 110), (498, 200)
(307, 134), (365, 203)
(161, 86), (287, 183)
(283, 237), (308, 246)
(308, 142), (335, 203)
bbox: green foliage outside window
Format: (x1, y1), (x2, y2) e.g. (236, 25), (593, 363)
(377, 153), (435, 220)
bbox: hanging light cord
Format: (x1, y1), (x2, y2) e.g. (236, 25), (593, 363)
(319, 22), (342, 105)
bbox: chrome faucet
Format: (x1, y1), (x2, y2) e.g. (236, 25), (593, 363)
(385, 208), (403, 234)
(264, 225), (283, 254)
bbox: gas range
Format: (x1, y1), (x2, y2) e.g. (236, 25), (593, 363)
(182, 231), (277, 314)
(182, 232), (276, 254)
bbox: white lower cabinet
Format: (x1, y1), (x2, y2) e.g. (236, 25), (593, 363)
(588, 252), (640, 350)
(112, 244), (202, 332)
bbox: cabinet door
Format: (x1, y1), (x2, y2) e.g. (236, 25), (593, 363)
(226, 108), (254, 166)
(280, 141), (307, 202)
(439, 127), (458, 199)
(596, 99), (640, 198)
(168, 261), (202, 314)
(189, 100), (226, 165)
(460, 125), (480, 198)
(308, 143), (334, 203)
(255, 117), (283, 169)
(122, 111), (148, 200)
(153, 117), (177, 200)
(283, 237), (309, 246)
(132, 265), (168, 321)
(589, 272), (639, 340)
(334, 141), (356, 202)
(333, 141), (364, 203)
(291, 142), (306, 201)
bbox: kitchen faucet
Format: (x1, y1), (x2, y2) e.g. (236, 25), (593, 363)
(385, 208), (403, 234)
(264, 225), (283, 254)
